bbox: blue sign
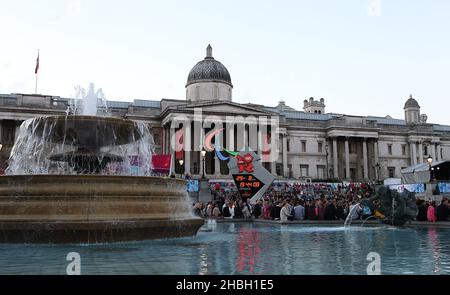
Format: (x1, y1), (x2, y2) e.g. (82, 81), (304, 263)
(187, 180), (199, 192)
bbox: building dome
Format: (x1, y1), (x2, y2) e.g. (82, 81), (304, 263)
(186, 45), (232, 87)
(404, 94), (420, 109)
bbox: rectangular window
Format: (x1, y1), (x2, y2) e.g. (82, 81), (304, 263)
(288, 164), (293, 178)
(317, 165), (325, 179)
(193, 162), (199, 175)
(276, 163), (283, 176)
(402, 144), (406, 156)
(300, 165), (309, 177)
(388, 144), (393, 155)
(318, 142), (323, 153)
(423, 146), (428, 156)
(286, 139), (290, 152)
(388, 167), (395, 178)
(301, 141), (306, 153)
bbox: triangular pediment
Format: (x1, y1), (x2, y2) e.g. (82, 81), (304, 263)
(174, 101), (275, 116)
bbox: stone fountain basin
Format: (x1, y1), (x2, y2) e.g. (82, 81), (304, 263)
(0, 175), (204, 243)
(28, 115), (143, 148)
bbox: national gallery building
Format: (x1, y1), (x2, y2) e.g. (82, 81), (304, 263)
(1, 45), (449, 181)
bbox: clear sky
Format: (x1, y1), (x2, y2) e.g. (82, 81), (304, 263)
(1, 0), (450, 124)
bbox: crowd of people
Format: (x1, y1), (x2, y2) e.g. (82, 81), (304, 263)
(417, 198), (450, 222)
(192, 182), (450, 223)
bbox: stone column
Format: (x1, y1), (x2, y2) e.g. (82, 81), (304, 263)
(326, 140), (332, 179)
(374, 141), (379, 181)
(228, 126), (235, 176)
(214, 154), (220, 177)
(282, 134), (288, 178)
(271, 161), (276, 176)
(437, 144), (442, 161)
(184, 123), (191, 175)
(363, 139), (368, 180)
(169, 123), (176, 174)
(418, 142), (423, 164)
(162, 124), (166, 154)
(411, 142), (417, 166)
(14, 123), (20, 142)
(345, 138), (350, 180)
(333, 138), (338, 179)
(431, 142), (436, 161)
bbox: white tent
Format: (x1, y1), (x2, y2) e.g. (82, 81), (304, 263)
(401, 160), (447, 184)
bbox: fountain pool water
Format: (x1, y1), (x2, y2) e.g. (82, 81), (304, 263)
(1, 222), (449, 274)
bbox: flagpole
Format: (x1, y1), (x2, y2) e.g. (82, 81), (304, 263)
(35, 71), (38, 94)
(35, 49), (39, 94)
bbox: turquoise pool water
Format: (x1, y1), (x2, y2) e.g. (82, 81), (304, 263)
(0, 221), (449, 275)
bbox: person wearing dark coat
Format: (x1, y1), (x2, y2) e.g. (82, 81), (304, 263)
(305, 200), (317, 220)
(270, 202), (282, 220)
(253, 200), (263, 218)
(416, 199), (428, 221)
(324, 200), (337, 220)
(436, 198), (450, 221)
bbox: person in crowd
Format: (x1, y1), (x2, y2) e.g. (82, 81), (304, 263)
(252, 199), (263, 219)
(324, 199), (337, 220)
(233, 200), (243, 219)
(241, 201), (252, 219)
(335, 200), (346, 220)
(270, 201), (282, 220)
(316, 199), (325, 220)
(222, 201), (234, 218)
(427, 201), (437, 223)
(294, 199), (305, 220)
(416, 199), (428, 221)
(436, 198), (450, 221)
(192, 202), (203, 218)
(212, 202), (222, 218)
(262, 200), (272, 219)
(280, 202), (292, 221)
(305, 200), (317, 220)
(205, 202), (213, 218)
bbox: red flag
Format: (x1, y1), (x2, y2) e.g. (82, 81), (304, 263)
(35, 51), (39, 74)
(152, 154), (172, 174)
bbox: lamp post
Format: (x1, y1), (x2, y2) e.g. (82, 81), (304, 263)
(427, 155), (433, 182)
(200, 149), (206, 179)
(178, 159), (184, 178)
(375, 163), (381, 183)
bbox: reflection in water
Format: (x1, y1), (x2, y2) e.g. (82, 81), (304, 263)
(236, 227), (261, 274)
(198, 244), (209, 275)
(428, 227), (441, 273)
(0, 223), (450, 274)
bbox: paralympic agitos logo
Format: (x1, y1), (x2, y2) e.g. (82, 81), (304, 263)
(168, 108), (280, 162)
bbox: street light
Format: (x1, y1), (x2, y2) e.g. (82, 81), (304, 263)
(178, 159), (184, 178)
(427, 155), (433, 182)
(200, 149), (206, 179)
